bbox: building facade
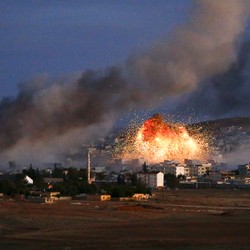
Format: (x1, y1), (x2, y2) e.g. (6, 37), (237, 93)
(238, 163), (250, 176)
(137, 172), (164, 188)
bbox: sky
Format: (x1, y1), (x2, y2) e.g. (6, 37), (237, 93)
(0, 0), (250, 166)
(0, 0), (192, 98)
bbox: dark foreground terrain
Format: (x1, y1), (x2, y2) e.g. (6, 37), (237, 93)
(1, 189), (250, 250)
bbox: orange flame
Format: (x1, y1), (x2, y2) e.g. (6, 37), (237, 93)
(119, 114), (208, 163)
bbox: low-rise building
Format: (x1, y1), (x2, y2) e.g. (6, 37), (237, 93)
(238, 163), (250, 176)
(184, 166), (190, 177)
(24, 175), (33, 185)
(208, 170), (222, 182)
(132, 193), (150, 201)
(186, 163), (213, 177)
(87, 194), (111, 201)
(244, 177), (250, 184)
(92, 166), (106, 173)
(27, 196), (54, 204)
(100, 195), (111, 201)
(48, 192), (60, 198)
(43, 177), (64, 184)
(221, 171), (235, 181)
(137, 172), (164, 188)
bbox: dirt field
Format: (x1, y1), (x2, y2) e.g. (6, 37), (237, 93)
(1, 189), (250, 250)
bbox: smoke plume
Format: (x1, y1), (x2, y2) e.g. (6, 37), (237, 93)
(0, 68), (134, 166)
(0, 0), (249, 166)
(223, 146), (250, 166)
(129, 0), (250, 99)
(176, 41), (250, 118)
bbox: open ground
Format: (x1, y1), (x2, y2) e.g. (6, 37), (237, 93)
(1, 189), (250, 250)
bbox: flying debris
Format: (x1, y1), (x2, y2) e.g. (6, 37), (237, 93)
(0, 0), (249, 166)
(117, 114), (210, 163)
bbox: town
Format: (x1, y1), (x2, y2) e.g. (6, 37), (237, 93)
(0, 144), (249, 203)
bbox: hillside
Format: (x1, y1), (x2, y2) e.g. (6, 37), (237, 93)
(189, 117), (250, 133)
(188, 117), (250, 156)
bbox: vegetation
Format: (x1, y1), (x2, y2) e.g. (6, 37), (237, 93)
(164, 173), (179, 188)
(0, 166), (150, 197)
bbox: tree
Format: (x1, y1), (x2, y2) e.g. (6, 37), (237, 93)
(0, 180), (17, 196)
(164, 173), (179, 188)
(96, 172), (106, 181)
(52, 166), (64, 178)
(134, 178), (151, 194)
(22, 166), (45, 189)
(111, 185), (135, 198)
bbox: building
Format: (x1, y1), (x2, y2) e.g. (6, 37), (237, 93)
(244, 177), (250, 184)
(189, 165), (198, 176)
(24, 175), (33, 185)
(92, 166), (106, 173)
(198, 163), (213, 176)
(186, 163), (213, 177)
(208, 170), (222, 182)
(184, 166), (190, 177)
(132, 193), (150, 201)
(184, 159), (201, 165)
(238, 163), (250, 176)
(220, 171), (235, 181)
(174, 166), (185, 176)
(87, 194), (111, 201)
(137, 172), (164, 188)
(27, 196), (54, 204)
(147, 161), (212, 178)
(161, 165), (185, 176)
(44, 177), (64, 184)
(100, 195), (111, 201)
(47, 192), (61, 198)
(149, 161), (187, 177)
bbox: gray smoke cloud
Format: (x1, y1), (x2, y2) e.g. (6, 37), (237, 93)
(0, 68), (136, 166)
(0, 0), (249, 167)
(129, 0), (250, 99)
(223, 145), (250, 166)
(176, 41), (250, 118)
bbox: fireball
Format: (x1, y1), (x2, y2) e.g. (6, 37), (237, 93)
(118, 114), (209, 163)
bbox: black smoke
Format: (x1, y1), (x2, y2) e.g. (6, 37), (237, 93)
(0, 0), (249, 166)
(0, 67), (140, 151)
(176, 41), (250, 119)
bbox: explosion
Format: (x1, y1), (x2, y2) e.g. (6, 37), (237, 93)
(118, 114), (209, 163)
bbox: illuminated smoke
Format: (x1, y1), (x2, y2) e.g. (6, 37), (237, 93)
(0, 0), (249, 165)
(175, 41), (250, 118)
(129, 0), (250, 101)
(0, 69), (131, 165)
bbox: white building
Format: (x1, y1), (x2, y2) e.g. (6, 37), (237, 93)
(24, 175), (33, 185)
(162, 165), (185, 176)
(184, 166), (190, 177)
(175, 166), (185, 176)
(137, 172), (164, 188)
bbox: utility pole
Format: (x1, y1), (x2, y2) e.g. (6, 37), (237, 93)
(87, 149), (91, 184)
(87, 148), (95, 184)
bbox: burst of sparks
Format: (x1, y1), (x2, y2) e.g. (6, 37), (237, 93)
(116, 114), (210, 163)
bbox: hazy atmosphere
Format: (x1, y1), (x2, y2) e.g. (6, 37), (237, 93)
(1, 0), (250, 166)
(1, 3), (250, 249)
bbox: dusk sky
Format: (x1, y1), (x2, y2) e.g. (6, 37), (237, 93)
(0, 0), (250, 166)
(1, 0), (192, 98)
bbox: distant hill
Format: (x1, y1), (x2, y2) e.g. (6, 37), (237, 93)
(112, 116), (250, 157)
(189, 117), (250, 133)
(188, 117), (250, 156)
